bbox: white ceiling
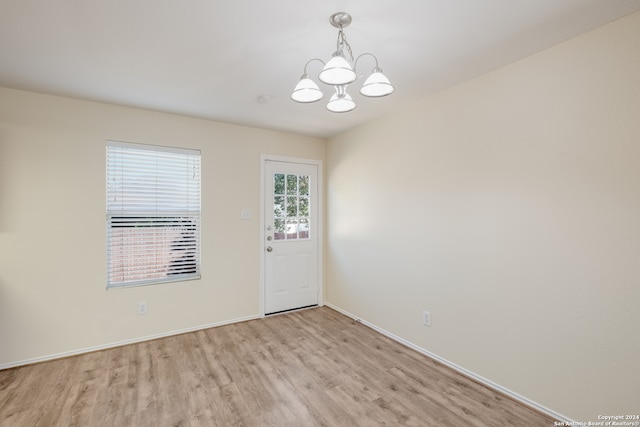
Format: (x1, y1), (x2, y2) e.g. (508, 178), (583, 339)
(1, 1), (639, 138)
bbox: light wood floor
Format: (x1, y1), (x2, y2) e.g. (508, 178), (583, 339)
(0, 307), (557, 426)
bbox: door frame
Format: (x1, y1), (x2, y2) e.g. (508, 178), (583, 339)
(259, 154), (324, 317)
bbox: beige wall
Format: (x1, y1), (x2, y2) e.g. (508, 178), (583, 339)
(0, 87), (324, 366)
(326, 11), (640, 422)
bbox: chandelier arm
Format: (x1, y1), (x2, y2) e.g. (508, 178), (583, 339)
(354, 53), (380, 74)
(303, 58), (326, 75)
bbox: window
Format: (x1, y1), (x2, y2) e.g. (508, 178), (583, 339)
(273, 173), (310, 240)
(106, 141), (201, 288)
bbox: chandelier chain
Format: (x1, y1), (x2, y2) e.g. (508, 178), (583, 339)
(337, 28), (354, 63)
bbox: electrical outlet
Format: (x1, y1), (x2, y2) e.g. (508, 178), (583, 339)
(138, 301), (148, 315)
(422, 310), (431, 327)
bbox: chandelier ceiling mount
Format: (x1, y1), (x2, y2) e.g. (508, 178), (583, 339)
(329, 12), (352, 29)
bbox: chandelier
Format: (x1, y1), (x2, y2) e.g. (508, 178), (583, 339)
(291, 12), (394, 113)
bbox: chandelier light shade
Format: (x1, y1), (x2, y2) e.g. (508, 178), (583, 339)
(360, 67), (395, 97)
(327, 85), (356, 113)
(327, 92), (356, 113)
(291, 73), (324, 103)
(291, 12), (394, 113)
(319, 53), (357, 85)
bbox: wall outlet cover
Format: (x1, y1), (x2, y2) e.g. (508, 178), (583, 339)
(138, 301), (148, 315)
(423, 310), (431, 327)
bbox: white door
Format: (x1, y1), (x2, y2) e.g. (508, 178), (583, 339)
(264, 160), (319, 314)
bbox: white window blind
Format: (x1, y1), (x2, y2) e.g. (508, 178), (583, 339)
(106, 141), (201, 288)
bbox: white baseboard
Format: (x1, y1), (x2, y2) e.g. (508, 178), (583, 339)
(325, 302), (573, 424)
(0, 314), (259, 371)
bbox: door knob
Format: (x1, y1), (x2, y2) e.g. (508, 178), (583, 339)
(266, 246), (273, 252)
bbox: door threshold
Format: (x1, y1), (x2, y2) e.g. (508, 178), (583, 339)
(266, 304), (318, 317)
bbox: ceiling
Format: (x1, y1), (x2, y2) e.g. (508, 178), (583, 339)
(1, 1), (639, 138)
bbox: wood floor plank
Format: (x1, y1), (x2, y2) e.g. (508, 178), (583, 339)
(0, 307), (558, 426)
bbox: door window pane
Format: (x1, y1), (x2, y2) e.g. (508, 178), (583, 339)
(286, 174), (297, 195)
(274, 174), (285, 195)
(299, 197), (309, 217)
(274, 196), (285, 218)
(274, 218), (285, 240)
(286, 196), (297, 217)
(286, 218), (298, 240)
(299, 218), (309, 239)
(299, 175), (309, 196)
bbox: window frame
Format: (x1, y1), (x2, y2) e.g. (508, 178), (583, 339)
(106, 140), (201, 289)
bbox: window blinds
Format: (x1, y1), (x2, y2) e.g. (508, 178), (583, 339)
(106, 141), (201, 288)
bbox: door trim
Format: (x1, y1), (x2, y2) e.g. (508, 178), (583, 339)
(259, 154), (323, 317)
